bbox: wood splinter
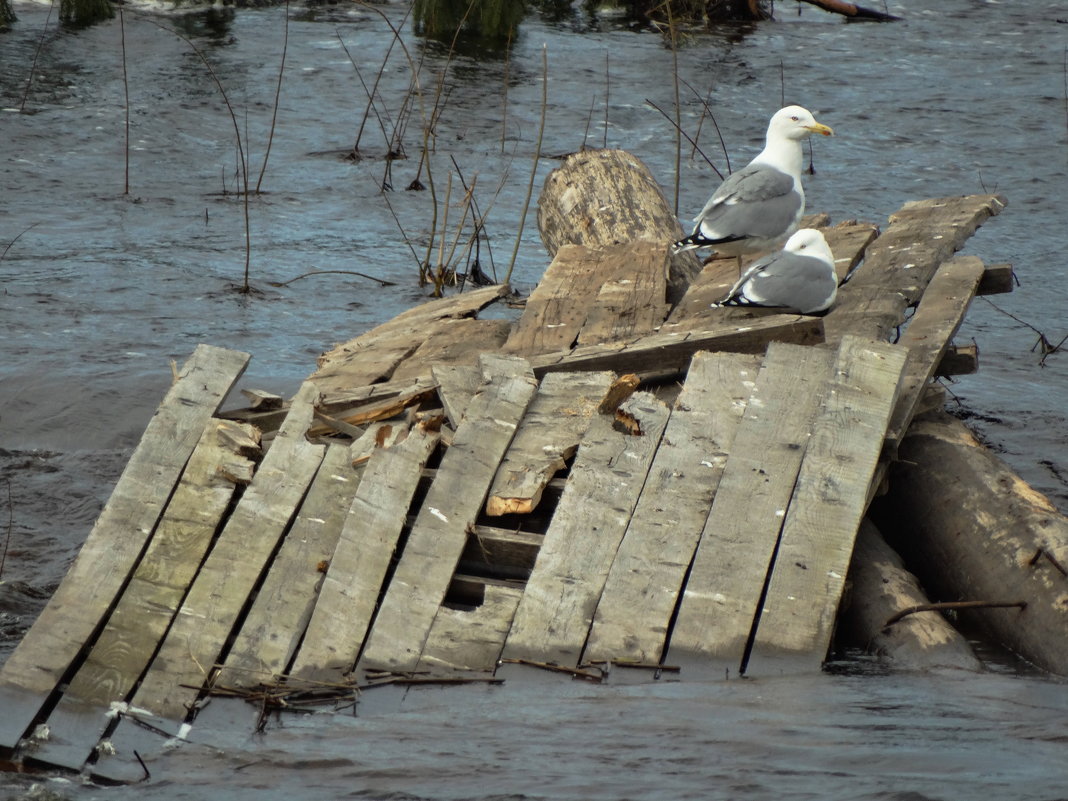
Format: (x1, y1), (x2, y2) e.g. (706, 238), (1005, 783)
(883, 600), (1027, 629)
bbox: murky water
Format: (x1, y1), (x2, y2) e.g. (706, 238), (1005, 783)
(2, 0), (1067, 797)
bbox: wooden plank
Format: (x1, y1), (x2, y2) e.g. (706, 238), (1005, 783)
(124, 382), (326, 722)
(937, 344), (978, 376)
(667, 343), (838, 676)
(883, 256), (985, 448)
(500, 391), (671, 668)
(417, 583), (524, 673)
(486, 371), (616, 517)
(978, 262), (1015, 295)
(0, 345), (250, 753)
(529, 315), (824, 380)
(19, 420), (260, 772)
(575, 241), (670, 346)
(389, 318), (512, 383)
(289, 420), (441, 684)
(461, 526), (543, 579)
(584, 352), (760, 665)
(502, 244), (615, 355)
(310, 285), (509, 399)
(431, 363), (482, 428)
(357, 354), (538, 674)
(823, 220), (881, 282)
(215, 441), (367, 690)
(824, 194), (1006, 345)
(747, 337), (907, 673)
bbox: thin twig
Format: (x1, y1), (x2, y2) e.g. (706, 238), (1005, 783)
(884, 600), (1027, 628)
(646, 98), (722, 177)
(979, 296), (1065, 365)
(120, 6), (130, 195)
(268, 269), (396, 288)
(0, 479), (12, 581)
(1, 222), (41, 263)
(255, 0), (289, 193)
(20, 0), (54, 112)
(504, 43), (547, 285)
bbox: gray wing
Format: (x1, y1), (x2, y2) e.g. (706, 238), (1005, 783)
(731, 251), (837, 314)
(693, 164), (801, 241)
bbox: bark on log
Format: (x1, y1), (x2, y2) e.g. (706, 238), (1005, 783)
(840, 519), (981, 671)
(873, 411), (1068, 676)
(537, 148), (701, 306)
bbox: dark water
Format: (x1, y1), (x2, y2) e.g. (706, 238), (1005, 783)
(2, 0), (1067, 797)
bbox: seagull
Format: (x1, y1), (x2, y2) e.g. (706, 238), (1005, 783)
(672, 105), (834, 272)
(712, 228), (838, 315)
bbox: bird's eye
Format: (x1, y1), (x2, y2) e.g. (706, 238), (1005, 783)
(790, 115), (800, 121)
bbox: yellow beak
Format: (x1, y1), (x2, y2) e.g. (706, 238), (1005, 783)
(807, 122), (834, 137)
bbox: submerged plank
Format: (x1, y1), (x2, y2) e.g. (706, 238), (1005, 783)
(418, 583), (525, 673)
(747, 337), (907, 673)
(215, 441), (366, 690)
(290, 420), (441, 684)
(0, 345), (250, 753)
(486, 371), (616, 517)
(667, 343), (837, 676)
(500, 392), (671, 668)
(125, 382), (326, 722)
(357, 355), (538, 673)
(19, 419), (260, 772)
(584, 352), (760, 665)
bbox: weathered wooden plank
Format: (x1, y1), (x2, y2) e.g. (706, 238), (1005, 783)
(417, 584), (524, 673)
(823, 194), (1006, 345)
(310, 285), (509, 398)
(529, 315), (824, 379)
(431, 363), (482, 428)
(936, 344), (978, 377)
(486, 371), (616, 517)
(667, 343), (837, 676)
(575, 241), (670, 346)
(124, 382), (326, 722)
(17, 419), (260, 772)
(823, 220), (881, 282)
(747, 337), (908, 673)
(884, 256), (985, 448)
(0, 345), (250, 753)
(500, 392), (671, 668)
(460, 526), (543, 579)
(357, 355), (538, 674)
(289, 420), (441, 684)
(389, 318), (512, 384)
(584, 352), (760, 665)
(502, 244), (616, 355)
(215, 441), (367, 690)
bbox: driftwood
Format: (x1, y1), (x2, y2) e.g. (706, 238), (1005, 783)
(873, 411), (1068, 676)
(537, 148), (701, 305)
(840, 520), (981, 671)
(798, 0), (902, 22)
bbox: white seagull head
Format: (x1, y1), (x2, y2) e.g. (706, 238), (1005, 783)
(769, 105), (835, 142)
(783, 227), (835, 263)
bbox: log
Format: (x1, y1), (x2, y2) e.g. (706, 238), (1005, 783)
(873, 411), (1068, 676)
(839, 519), (981, 671)
(798, 0), (902, 21)
(536, 148), (701, 305)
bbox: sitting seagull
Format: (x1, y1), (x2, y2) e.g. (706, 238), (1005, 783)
(712, 228), (838, 315)
(672, 105), (834, 271)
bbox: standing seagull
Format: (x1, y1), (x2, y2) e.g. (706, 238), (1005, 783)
(712, 228), (838, 315)
(672, 105), (834, 272)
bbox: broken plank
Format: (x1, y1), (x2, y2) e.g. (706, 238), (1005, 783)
(417, 583), (525, 673)
(460, 526), (543, 580)
(357, 354), (539, 674)
(125, 382), (326, 722)
(389, 318), (512, 384)
(883, 256), (985, 449)
(584, 352), (760, 665)
(20, 419), (260, 772)
(0, 344), (250, 754)
(575, 241), (670, 346)
(746, 337), (908, 674)
(486, 371), (616, 517)
(431, 363), (482, 428)
(500, 392), (671, 668)
(667, 343), (838, 677)
(289, 421), (441, 684)
(502, 244), (617, 355)
(529, 315), (824, 380)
